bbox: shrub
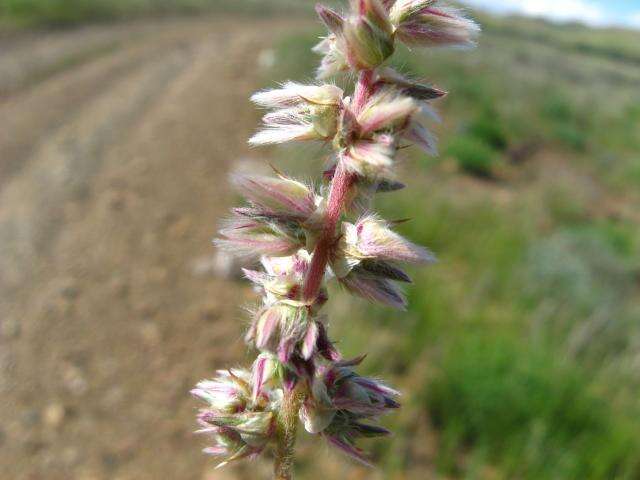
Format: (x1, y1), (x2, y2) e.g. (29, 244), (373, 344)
(541, 92), (589, 151)
(468, 110), (508, 151)
(553, 124), (587, 152)
(542, 92), (576, 123)
(447, 136), (496, 177)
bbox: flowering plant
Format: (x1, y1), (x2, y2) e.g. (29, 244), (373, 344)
(192, 1), (478, 478)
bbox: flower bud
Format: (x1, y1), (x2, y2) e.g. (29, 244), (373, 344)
(358, 0), (394, 34)
(262, 250), (311, 277)
(342, 215), (435, 264)
(300, 357), (400, 464)
(343, 6), (395, 71)
(314, 0), (395, 76)
(356, 87), (418, 134)
(250, 83), (343, 145)
(300, 393), (336, 434)
(389, 1), (480, 48)
(340, 271), (407, 309)
(313, 34), (349, 79)
(244, 251), (329, 308)
(218, 170), (326, 263)
(216, 217), (305, 258)
(252, 353), (282, 402)
(247, 303), (334, 364)
(254, 304), (306, 350)
(335, 86), (439, 178)
(231, 174), (318, 220)
(316, 4), (344, 35)
(244, 268), (300, 302)
(345, 135), (396, 177)
(197, 411), (275, 468)
(206, 411), (275, 442)
(192, 368), (281, 468)
(243, 252), (310, 303)
(332, 252), (413, 307)
(251, 82), (343, 108)
(191, 370), (250, 414)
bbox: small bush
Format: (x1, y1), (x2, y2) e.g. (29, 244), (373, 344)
(553, 124), (587, 152)
(447, 136), (496, 177)
(540, 92), (589, 151)
(468, 114), (508, 151)
(467, 111), (509, 151)
(542, 93), (576, 123)
(465, 106), (509, 151)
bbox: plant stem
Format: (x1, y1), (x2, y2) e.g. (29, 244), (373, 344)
(351, 69), (374, 114)
(283, 70), (373, 477)
(274, 385), (304, 480)
(303, 158), (355, 301)
(302, 70), (373, 302)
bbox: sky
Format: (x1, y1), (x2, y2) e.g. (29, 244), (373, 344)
(460, 0), (640, 29)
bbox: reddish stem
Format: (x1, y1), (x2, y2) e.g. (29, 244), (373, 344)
(351, 69), (374, 115)
(303, 160), (355, 301)
(302, 71), (373, 302)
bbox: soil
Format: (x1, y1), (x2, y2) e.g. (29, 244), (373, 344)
(0, 15), (299, 480)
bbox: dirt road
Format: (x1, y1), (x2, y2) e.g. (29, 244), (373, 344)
(0, 16), (294, 480)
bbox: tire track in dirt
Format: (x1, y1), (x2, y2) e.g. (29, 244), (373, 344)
(0, 21), (162, 97)
(0, 35), (193, 294)
(0, 19), (226, 186)
(0, 17), (286, 480)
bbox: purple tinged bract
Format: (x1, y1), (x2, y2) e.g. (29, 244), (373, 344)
(300, 357), (400, 464)
(192, 368), (282, 468)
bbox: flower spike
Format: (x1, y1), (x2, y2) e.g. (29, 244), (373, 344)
(193, 0), (478, 474)
(315, 1), (478, 80)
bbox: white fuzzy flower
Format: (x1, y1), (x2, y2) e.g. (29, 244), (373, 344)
(249, 83), (343, 146)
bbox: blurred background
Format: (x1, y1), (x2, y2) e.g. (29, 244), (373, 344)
(1, 1), (639, 479)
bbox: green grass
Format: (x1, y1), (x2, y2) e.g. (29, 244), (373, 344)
(0, 0), (317, 27)
(428, 335), (640, 479)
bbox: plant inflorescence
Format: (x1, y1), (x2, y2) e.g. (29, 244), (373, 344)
(191, 1), (478, 478)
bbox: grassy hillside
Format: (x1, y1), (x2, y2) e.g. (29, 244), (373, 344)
(260, 11), (640, 480)
(0, 0), (315, 27)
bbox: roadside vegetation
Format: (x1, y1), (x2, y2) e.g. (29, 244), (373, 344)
(263, 12), (640, 479)
(0, 0), (313, 27)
